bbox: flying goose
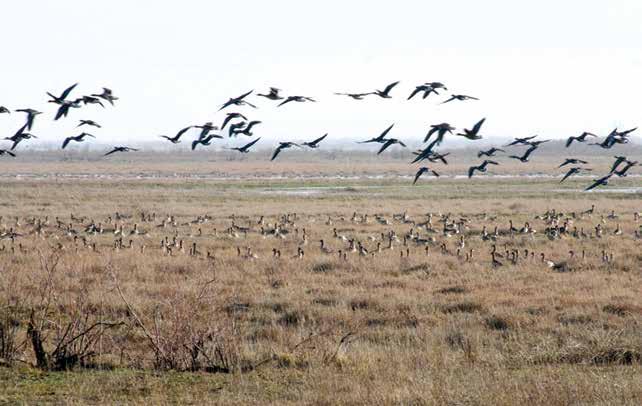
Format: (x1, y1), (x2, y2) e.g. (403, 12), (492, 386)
(358, 123), (394, 144)
(441, 94), (479, 104)
(585, 174), (613, 191)
(228, 137), (261, 153)
(4, 125), (37, 150)
(91, 88), (119, 105)
(191, 133), (223, 150)
(456, 118), (486, 140)
(407, 84), (440, 100)
(411, 139), (441, 163)
(278, 95), (316, 107)
(609, 156), (628, 173)
(477, 147), (505, 158)
(425, 123), (455, 144)
(565, 132), (597, 147)
(77, 119), (101, 128)
(232, 120), (262, 137)
(302, 133), (328, 148)
(377, 138), (406, 154)
(219, 90), (255, 111)
(104, 146), (138, 156)
(159, 126), (193, 144)
(560, 167), (592, 183)
(220, 112), (248, 130)
(413, 151), (450, 164)
(559, 158), (589, 168)
(271, 142), (300, 161)
(468, 160), (499, 178)
(75, 95), (105, 107)
(47, 83), (78, 104)
(373, 81), (400, 98)
(334, 92), (373, 100)
(195, 122), (218, 139)
(62, 132), (95, 149)
(613, 160), (637, 177)
(508, 145), (538, 163)
(505, 135), (537, 147)
(413, 167), (440, 184)
(15, 108), (42, 130)
(257, 87), (284, 100)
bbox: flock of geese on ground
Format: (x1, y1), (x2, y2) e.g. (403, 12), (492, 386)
(0, 205), (640, 272)
(1, 81), (639, 190)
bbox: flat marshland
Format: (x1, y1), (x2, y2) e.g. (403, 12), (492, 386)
(0, 155), (641, 404)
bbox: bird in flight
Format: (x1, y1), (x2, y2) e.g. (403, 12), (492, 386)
(358, 124), (394, 144)
(413, 167), (440, 184)
(195, 122), (219, 140)
(407, 84), (440, 100)
(4, 123), (37, 150)
(104, 146), (138, 156)
(477, 147), (505, 158)
(62, 132), (95, 149)
(560, 167), (591, 183)
(159, 126), (193, 144)
(609, 156), (628, 173)
(15, 108), (42, 130)
(47, 83), (78, 104)
(232, 121), (262, 137)
(0, 149), (16, 157)
(457, 118), (486, 140)
(441, 94), (479, 104)
(278, 95), (316, 107)
(91, 88), (119, 106)
(508, 145), (539, 163)
(191, 134), (223, 150)
(425, 123), (455, 144)
(565, 132), (597, 147)
(372, 81), (400, 98)
(613, 160), (637, 177)
(257, 87), (284, 100)
(302, 133), (328, 148)
(271, 142), (300, 161)
(468, 160), (499, 178)
(77, 119), (101, 128)
(411, 139), (441, 164)
(585, 174), (613, 191)
(334, 92), (372, 100)
(558, 158), (588, 168)
(75, 95), (105, 107)
(220, 112), (248, 130)
(48, 83), (82, 120)
(505, 135), (538, 147)
(219, 90), (255, 111)
(377, 138), (406, 154)
(228, 137), (261, 153)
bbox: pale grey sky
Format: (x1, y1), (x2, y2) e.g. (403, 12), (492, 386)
(1, 0), (641, 148)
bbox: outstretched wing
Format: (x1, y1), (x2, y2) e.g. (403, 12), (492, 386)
(60, 83), (79, 100)
(383, 81), (400, 94)
(61, 137), (72, 149)
(472, 118), (486, 134)
(311, 133), (328, 145)
(271, 145), (283, 161)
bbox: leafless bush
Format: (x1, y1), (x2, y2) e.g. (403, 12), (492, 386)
(26, 252), (123, 370)
(113, 273), (242, 372)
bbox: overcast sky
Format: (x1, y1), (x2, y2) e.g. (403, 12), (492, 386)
(1, 1), (641, 148)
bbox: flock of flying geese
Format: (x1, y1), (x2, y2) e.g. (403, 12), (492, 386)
(1, 81), (639, 190)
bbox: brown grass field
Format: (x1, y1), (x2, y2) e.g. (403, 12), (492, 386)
(0, 153), (641, 405)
